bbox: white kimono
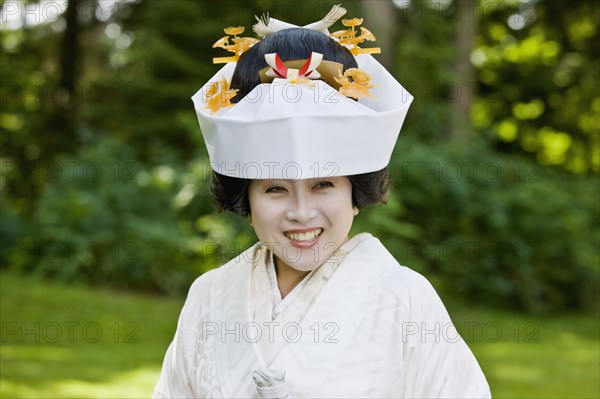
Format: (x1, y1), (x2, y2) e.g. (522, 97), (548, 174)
(154, 233), (491, 398)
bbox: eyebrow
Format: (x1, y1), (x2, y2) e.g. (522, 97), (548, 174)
(258, 177), (339, 186)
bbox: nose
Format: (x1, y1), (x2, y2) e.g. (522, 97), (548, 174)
(285, 192), (317, 223)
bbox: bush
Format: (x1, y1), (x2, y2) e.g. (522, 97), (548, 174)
(5, 136), (254, 295)
(4, 134), (598, 311)
(368, 135), (599, 313)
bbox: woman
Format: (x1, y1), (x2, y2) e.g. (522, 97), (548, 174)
(154, 6), (490, 398)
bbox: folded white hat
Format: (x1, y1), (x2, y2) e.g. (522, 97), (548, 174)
(192, 13), (413, 180)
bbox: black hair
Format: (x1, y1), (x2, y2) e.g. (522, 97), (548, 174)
(209, 173), (251, 216)
(230, 28), (358, 102)
(210, 169), (390, 216)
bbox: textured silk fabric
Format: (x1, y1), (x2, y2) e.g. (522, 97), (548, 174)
(262, 249), (315, 321)
(153, 234), (491, 398)
(252, 234), (368, 368)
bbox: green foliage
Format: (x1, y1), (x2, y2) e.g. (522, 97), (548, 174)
(373, 135), (599, 313)
(1, 0), (598, 312)
(472, 1), (599, 173)
(3, 135), (255, 295)
(384, 0), (600, 312)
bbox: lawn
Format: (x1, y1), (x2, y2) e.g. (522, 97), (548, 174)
(446, 302), (599, 398)
(1, 272), (598, 398)
(0, 272), (183, 398)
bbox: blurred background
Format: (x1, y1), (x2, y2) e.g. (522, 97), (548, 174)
(1, 0), (598, 397)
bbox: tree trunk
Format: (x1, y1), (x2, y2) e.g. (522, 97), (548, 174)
(44, 0), (82, 157)
(60, 0), (81, 99)
(361, 0), (397, 70)
(450, 0), (479, 141)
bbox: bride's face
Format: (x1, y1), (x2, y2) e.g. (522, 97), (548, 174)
(248, 177), (357, 272)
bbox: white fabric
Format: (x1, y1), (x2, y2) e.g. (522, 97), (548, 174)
(253, 235), (366, 368)
(254, 369), (292, 399)
(192, 54), (413, 179)
(265, 250), (313, 321)
(153, 233), (491, 398)
(256, 249), (315, 367)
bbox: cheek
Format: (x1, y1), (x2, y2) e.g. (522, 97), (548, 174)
(325, 195), (355, 225)
(249, 203), (268, 225)
(335, 184), (355, 209)
(249, 200), (282, 237)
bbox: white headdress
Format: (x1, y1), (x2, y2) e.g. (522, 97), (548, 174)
(192, 5), (413, 180)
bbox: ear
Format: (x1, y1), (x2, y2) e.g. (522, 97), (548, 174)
(353, 207), (359, 216)
(248, 213), (253, 226)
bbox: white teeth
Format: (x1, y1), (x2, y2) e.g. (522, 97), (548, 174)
(285, 228), (323, 242)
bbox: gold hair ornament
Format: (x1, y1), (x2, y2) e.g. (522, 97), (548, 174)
(334, 68), (375, 99)
(330, 18), (380, 56)
(212, 26), (260, 64)
(204, 77), (238, 114)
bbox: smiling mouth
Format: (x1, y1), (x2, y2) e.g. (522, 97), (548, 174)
(284, 228), (323, 242)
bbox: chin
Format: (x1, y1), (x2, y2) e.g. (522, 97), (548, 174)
(287, 261), (322, 272)
(286, 249), (335, 272)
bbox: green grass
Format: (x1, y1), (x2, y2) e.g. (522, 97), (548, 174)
(1, 272), (184, 398)
(446, 302), (600, 398)
(1, 272), (598, 398)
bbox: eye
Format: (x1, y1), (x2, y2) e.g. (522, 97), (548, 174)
(314, 180), (334, 189)
(266, 185), (287, 193)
